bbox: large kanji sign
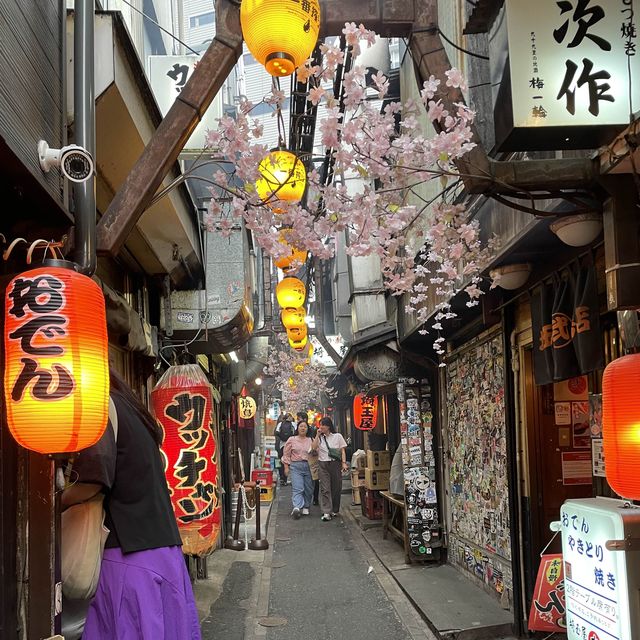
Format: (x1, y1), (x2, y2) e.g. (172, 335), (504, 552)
(152, 365), (220, 556)
(528, 554), (566, 632)
(353, 393), (378, 431)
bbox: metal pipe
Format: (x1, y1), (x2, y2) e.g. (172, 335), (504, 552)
(255, 245), (265, 331)
(312, 257), (342, 366)
(73, 0), (97, 275)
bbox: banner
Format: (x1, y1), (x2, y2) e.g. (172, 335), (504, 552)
(528, 554), (566, 632)
(531, 267), (604, 385)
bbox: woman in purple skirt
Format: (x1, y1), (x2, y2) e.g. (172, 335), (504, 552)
(63, 369), (201, 640)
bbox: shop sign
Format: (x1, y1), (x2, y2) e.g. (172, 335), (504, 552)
(353, 393), (378, 431)
(501, 0), (639, 150)
(531, 267), (604, 385)
(238, 395), (257, 419)
(528, 554), (566, 632)
(560, 498), (640, 640)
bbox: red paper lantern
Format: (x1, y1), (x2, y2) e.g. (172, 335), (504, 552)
(4, 266), (109, 454)
(603, 353), (640, 499)
(353, 393), (378, 431)
(152, 365), (221, 556)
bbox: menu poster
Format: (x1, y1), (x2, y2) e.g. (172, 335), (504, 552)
(572, 402), (590, 449)
(592, 439), (606, 478)
(589, 393), (602, 438)
(554, 402), (571, 426)
(562, 451), (592, 486)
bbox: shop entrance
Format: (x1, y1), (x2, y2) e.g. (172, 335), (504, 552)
(520, 347), (594, 603)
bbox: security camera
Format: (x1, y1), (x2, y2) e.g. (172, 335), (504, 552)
(38, 140), (94, 183)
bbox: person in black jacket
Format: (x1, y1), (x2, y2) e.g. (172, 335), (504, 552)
(275, 413), (295, 486)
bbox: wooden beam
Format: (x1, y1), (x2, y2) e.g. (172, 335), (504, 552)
(96, 0), (242, 257)
(320, 0), (415, 37)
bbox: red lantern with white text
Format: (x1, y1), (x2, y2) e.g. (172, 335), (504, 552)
(353, 393), (378, 431)
(4, 266), (109, 454)
(152, 365), (221, 556)
(603, 353), (640, 499)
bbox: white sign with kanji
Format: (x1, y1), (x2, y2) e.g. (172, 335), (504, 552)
(560, 497), (640, 640)
(506, 0), (640, 129)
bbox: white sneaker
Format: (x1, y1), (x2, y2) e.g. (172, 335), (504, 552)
(321, 513), (332, 521)
(291, 508), (301, 519)
(302, 508), (310, 515)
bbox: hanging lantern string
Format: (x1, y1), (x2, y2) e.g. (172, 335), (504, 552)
(158, 327), (204, 367)
(2, 235), (68, 263)
(273, 76), (288, 149)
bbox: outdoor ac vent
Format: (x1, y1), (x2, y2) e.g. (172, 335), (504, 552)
(223, 104), (238, 118)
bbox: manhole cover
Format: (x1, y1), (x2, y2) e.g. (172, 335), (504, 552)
(258, 616), (288, 628)
(266, 561), (287, 568)
(275, 536), (291, 542)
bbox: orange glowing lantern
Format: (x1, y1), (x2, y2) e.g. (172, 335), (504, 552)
(287, 325), (308, 342)
(274, 229), (308, 271)
(281, 307), (306, 331)
(240, 0), (320, 77)
(3, 265), (109, 454)
(152, 364), (221, 556)
(256, 150), (306, 210)
(602, 353), (640, 499)
(353, 393), (379, 431)
(290, 335), (308, 351)
(276, 277), (306, 309)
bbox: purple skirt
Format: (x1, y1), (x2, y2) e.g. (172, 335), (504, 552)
(82, 546), (201, 640)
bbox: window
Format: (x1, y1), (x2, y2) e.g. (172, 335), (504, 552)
(189, 12), (214, 29)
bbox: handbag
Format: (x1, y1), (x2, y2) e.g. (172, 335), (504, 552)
(323, 435), (342, 461)
(61, 397), (118, 600)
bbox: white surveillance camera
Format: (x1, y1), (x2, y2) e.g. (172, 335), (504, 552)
(38, 140), (94, 183)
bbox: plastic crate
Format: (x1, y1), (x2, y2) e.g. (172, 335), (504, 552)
(359, 487), (383, 520)
(259, 485), (274, 503)
(251, 469), (274, 486)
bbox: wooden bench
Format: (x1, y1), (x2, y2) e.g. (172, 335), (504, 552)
(380, 490), (411, 564)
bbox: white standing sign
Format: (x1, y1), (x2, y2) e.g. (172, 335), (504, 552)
(560, 497), (640, 640)
(506, 0), (639, 131)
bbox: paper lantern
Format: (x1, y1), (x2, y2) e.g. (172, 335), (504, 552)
(240, 0), (320, 76)
(256, 150), (306, 210)
(289, 335), (308, 351)
(281, 307), (306, 331)
(274, 229), (308, 271)
(276, 277), (306, 309)
(4, 265), (109, 454)
(152, 365), (221, 556)
(294, 362), (305, 373)
(602, 353), (640, 499)
(238, 395), (257, 419)
(287, 325), (308, 342)
(353, 393), (379, 431)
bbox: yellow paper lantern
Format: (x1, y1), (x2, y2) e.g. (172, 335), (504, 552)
(294, 362), (305, 373)
(256, 150), (306, 210)
(289, 336), (308, 351)
(281, 308), (306, 331)
(240, 0), (320, 77)
(4, 266), (109, 454)
(274, 229), (308, 271)
(276, 277), (306, 309)
(287, 325), (308, 342)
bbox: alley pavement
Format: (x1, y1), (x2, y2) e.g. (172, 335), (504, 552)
(198, 483), (437, 640)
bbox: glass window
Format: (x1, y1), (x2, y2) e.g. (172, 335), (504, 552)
(189, 12), (215, 29)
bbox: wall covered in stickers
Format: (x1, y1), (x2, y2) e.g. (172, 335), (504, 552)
(446, 332), (512, 604)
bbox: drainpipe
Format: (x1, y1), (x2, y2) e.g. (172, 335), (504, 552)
(255, 245), (265, 331)
(312, 257), (342, 366)
(73, 0), (97, 275)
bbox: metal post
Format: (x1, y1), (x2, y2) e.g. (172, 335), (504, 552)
(248, 483), (268, 550)
(225, 485), (245, 551)
(73, 0), (97, 275)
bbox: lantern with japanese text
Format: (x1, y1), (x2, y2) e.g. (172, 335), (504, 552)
(602, 353), (640, 499)
(281, 307), (306, 331)
(151, 364), (221, 556)
(240, 0), (320, 77)
(238, 395), (257, 419)
(256, 150), (306, 210)
(353, 393), (378, 431)
(4, 265), (109, 454)
(276, 277), (306, 309)
(274, 229), (308, 271)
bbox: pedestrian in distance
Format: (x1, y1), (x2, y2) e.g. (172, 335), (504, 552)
(275, 413), (295, 486)
(282, 419), (315, 519)
(311, 416), (348, 521)
(62, 368), (201, 640)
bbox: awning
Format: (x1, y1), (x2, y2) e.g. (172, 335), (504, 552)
(67, 12), (202, 287)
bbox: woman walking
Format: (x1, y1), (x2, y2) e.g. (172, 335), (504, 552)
(312, 417), (348, 521)
(282, 419), (314, 519)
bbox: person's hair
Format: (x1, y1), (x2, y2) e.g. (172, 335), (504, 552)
(109, 368), (163, 446)
(296, 411), (308, 424)
(320, 416), (336, 433)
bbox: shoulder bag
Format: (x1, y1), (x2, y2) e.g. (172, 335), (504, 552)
(61, 397), (118, 600)
(323, 435), (342, 461)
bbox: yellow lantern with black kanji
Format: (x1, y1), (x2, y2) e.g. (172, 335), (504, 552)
(256, 150), (306, 210)
(274, 228), (308, 272)
(281, 307), (306, 331)
(240, 0), (320, 77)
(276, 277), (306, 310)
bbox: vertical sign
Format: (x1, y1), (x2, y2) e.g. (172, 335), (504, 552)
(560, 498), (640, 640)
(528, 554), (566, 632)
